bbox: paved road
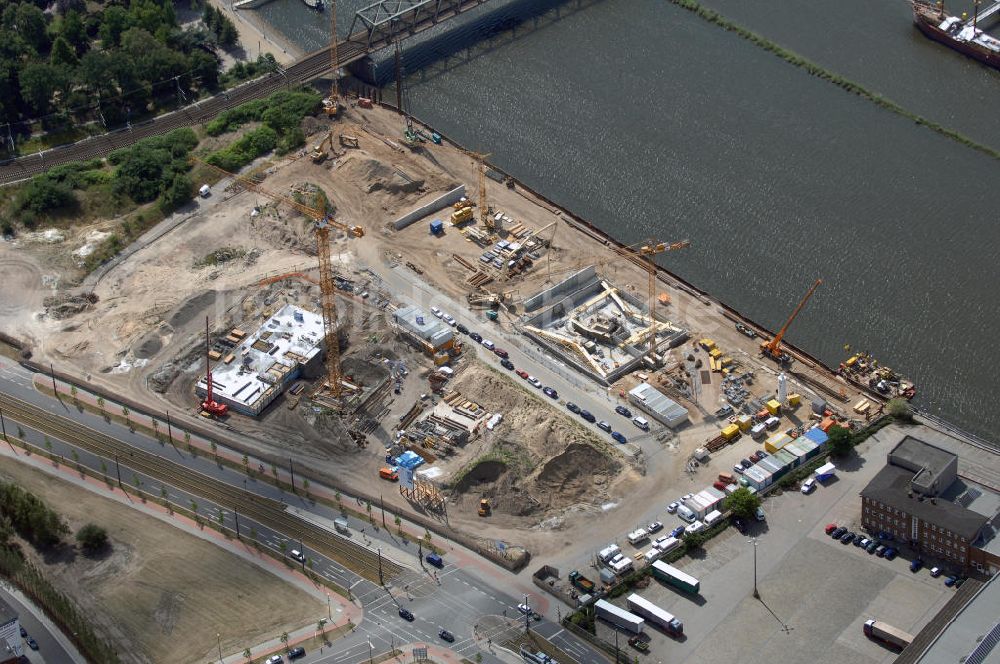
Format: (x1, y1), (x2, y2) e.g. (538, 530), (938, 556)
(0, 583), (84, 664)
(0, 360), (607, 664)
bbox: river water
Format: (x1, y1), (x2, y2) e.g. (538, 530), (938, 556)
(252, 0), (1000, 444)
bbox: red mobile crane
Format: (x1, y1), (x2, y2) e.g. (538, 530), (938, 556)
(760, 279), (822, 364)
(201, 316), (228, 416)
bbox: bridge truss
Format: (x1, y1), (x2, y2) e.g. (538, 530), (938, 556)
(349, 0), (491, 50)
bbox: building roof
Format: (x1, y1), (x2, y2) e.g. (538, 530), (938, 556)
(392, 305), (452, 345)
(198, 304), (324, 410)
(890, 436), (956, 496)
(0, 595), (17, 627)
(861, 465), (988, 540)
(903, 575), (1000, 664)
(628, 383), (688, 424)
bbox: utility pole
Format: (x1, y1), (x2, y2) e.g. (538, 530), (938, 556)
(0, 407), (7, 443)
(613, 626), (620, 663)
(377, 547), (384, 586)
(749, 537), (760, 599)
(165, 410), (173, 444)
(114, 454), (123, 489)
(217, 632), (223, 664)
(288, 457), (295, 491)
(233, 508), (240, 538)
(380, 494), (386, 528)
(50, 363), (57, 395)
(524, 594), (530, 634)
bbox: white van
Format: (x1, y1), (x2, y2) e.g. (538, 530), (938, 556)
(481, 339), (495, 350)
(632, 416), (650, 431)
(599, 543), (622, 563)
(704, 509), (723, 526)
(676, 505), (696, 523)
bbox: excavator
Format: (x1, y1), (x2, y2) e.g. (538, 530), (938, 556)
(478, 498), (491, 517)
(310, 131), (333, 163)
(760, 279), (822, 364)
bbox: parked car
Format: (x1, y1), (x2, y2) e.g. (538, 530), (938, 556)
(930, 566), (942, 577)
(19, 627), (26, 638)
(399, 608), (415, 621)
(831, 527), (846, 539)
(910, 559), (924, 573)
(543, 386), (558, 398)
(25, 637), (38, 651)
(740, 458), (753, 469)
(442, 314), (457, 326)
(866, 541), (880, 554)
(840, 531), (855, 544)
(456, 323), (469, 334)
(481, 339), (495, 350)
(853, 536), (865, 547)
(733, 464), (745, 475)
(825, 523), (838, 535)
(500, 359), (514, 370)
(611, 432), (627, 444)
(884, 548), (898, 561)
(800, 478), (816, 494)
(430, 307), (442, 318)
(288, 647), (306, 660)
(858, 537), (870, 548)
(713, 480), (727, 491)
(566, 402), (581, 414)
(264, 656), (283, 664)
(597, 420), (612, 432)
(944, 576), (958, 587)
(469, 332), (483, 342)
(438, 629), (455, 643)
(875, 545), (887, 557)
(579, 410), (596, 423)
(426, 552), (444, 568)
(670, 525), (686, 538)
(666, 502), (679, 514)
(289, 549), (306, 563)
(493, 348), (509, 359)
(527, 376), (543, 388)
(755, 506), (766, 522)
(615, 405), (632, 418)
(648, 521), (664, 534)
(517, 369), (529, 379)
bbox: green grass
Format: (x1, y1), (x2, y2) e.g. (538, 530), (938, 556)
(670, 0), (1000, 161)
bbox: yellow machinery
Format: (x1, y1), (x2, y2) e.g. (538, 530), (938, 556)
(457, 149), (491, 230)
(450, 206), (474, 225)
(478, 498), (491, 517)
(760, 279), (822, 364)
(323, 0), (340, 117)
(194, 158), (363, 398)
(310, 131), (333, 162)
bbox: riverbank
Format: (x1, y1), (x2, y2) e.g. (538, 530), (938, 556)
(214, 0), (305, 65)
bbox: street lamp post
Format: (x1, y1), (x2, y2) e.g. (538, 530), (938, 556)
(368, 638), (373, 663)
(114, 454), (123, 489)
(749, 537), (760, 599)
(216, 632), (223, 663)
(377, 547), (384, 586)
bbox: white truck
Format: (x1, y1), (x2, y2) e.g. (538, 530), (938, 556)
(599, 544), (622, 563)
(594, 599), (644, 634)
(627, 528), (649, 545)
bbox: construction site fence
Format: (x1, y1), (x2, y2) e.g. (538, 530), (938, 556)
(13, 354), (532, 573)
(392, 185), (466, 230)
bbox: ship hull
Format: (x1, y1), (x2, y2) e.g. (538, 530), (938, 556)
(913, 5), (1000, 69)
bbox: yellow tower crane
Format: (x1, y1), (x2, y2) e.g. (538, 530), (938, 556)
(323, 0), (340, 117)
(614, 239), (690, 356)
(193, 158), (364, 397)
(456, 149), (491, 231)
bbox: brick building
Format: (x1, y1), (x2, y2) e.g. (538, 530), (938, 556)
(860, 436), (1000, 574)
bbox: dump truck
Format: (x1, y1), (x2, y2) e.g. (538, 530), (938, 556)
(863, 619), (913, 650)
(478, 498), (491, 517)
(568, 570), (595, 593)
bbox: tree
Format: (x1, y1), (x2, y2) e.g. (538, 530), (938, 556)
(827, 425), (853, 456)
(60, 9), (88, 54)
(243, 648), (252, 662)
(75, 523), (109, 554)
(242, 454), (249, 474)
(211, 440), (218, 461)
(724, 486), (761, 520)
(49, 36), (78, 67)
(887, 397), (913, 422)
(158, 172), (192, 214)
(683, 530), (707, 550)
(15, 3), (48, 53)
(18, 63), (60, 116)
(280, 632), (289, 652)
(13, 175), (75, 219)
(96, 395), (104, 412)
(218, 19), (237, 48)
(97, 6), (130, 47)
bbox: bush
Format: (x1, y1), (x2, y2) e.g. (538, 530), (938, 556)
(158, 173), (193, 214)
(277, 127), (305, 155)
(0, 481), (69, 547)
(14, 178), (75, 218)
(205, 89), (320, 137)
(75, 523), (109, 555)
(206, 125), (277, 171)
(724, 486), (761, 519)
(110, 127), (197, 203)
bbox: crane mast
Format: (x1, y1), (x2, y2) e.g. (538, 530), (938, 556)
(761, 278), (823, 363)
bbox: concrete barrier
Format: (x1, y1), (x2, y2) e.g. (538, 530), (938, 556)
(392, 185), (466, 230)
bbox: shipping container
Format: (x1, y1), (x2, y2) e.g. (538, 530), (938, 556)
(736, 415), (752, 432)
(750, 423), (767, 440)
(766, 399), (781, 416)
(595, 599), (644, 634)
(721, 424), (740, 441)
(651, 560), (700, 594)
(765, 432), (792, 454)
(782, 442), (807, 467)
(743, 466), (769, 490)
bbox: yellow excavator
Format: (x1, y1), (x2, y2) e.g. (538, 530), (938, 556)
(478, 498), (491, 517)
(310, 131), (333, 163)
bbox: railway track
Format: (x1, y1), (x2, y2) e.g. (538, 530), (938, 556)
(0, 392), (402, 583)
(0, 0), (495, 186)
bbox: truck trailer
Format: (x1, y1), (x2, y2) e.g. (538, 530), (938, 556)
(594, 599), (644, 634)
(863, 619), (913, 650)
(651, 560), (700, 594)
(569, 570), (595, 593)
(626, 594), (683, 637)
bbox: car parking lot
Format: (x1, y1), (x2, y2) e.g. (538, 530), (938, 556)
(595, 427), (958, 664)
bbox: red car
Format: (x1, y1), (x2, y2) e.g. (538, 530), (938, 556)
(494, 348), (509, 359)
(516, 370), (529, 379)
(824, 523), (838, 535)
(713, 480), (727, 491)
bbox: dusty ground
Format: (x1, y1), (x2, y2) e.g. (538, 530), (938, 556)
(0, 459), (324, 664)
(1, 101), (879, 559)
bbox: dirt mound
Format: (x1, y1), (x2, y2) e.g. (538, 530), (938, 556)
(168, 290), (216, 328)
(43, 292), (98, 319)
(531, 442), (619, 509)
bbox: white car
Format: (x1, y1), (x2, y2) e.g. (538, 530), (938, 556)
(801, 478), (816, 494)
(430, 306), (443, 318)
(666, 502), (679, 514)
(289, 549), (306, 563)
(517, 603), (531, 614)
(481, 339), (495, 350)
(685, 520), (706, 534)
(442, 314), (457, 326)
(527, 376), (543, 388)
(265, 656), (284, 664)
